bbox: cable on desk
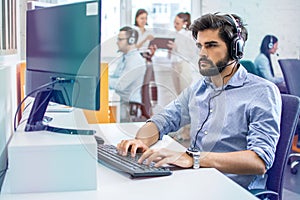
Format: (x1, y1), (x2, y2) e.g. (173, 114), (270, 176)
(13, 79), (61, 131)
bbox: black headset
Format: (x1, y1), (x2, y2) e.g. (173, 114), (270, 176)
(127, 30), (136, 45)
(268, 36), (274, 49)
(224, 14), (245, 60)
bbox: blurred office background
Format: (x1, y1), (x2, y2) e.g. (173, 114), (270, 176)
(1, 1), (300, 198)
(1, 0), (300, 142)
(3, 0), (298, 61)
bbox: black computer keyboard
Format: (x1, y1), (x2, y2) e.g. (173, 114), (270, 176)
(97, 144), (172, 177)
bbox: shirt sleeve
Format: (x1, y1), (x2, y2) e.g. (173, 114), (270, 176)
(150, 87), (192, 140)
(109, 75), (118, 89)
(246, 83), (281, 170)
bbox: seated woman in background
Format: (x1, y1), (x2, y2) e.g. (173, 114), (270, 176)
(254, 35), (286, 93)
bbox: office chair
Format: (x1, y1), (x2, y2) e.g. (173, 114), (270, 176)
(129, 61), (157, 121)
(239, 60), (261, 77)
(278, 59), (300, 174)
(250, 94), (300, 200)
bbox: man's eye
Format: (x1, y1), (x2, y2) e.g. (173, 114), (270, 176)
(206, 43), (217, 48)
(196, 43), (202, 49)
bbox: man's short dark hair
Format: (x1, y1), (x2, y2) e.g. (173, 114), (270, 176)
(190, 13), (248, 58)
(119, 26), (139, 44)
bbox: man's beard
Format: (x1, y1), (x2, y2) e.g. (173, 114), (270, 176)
(198, 55), (230, 77)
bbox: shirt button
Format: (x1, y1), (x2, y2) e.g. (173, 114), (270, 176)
(204, 131), (208, 135)
(209, 109), (213, 113)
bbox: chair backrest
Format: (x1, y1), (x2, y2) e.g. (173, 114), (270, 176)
(239, 60), (261, 76)
(266, 94), (300, 200)
(129, 62), (157, 121)
(140, 62), (157, 118)
(278, 59), (300, 97)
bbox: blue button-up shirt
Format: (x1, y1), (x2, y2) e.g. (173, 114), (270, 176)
(150, 65), (281, 189)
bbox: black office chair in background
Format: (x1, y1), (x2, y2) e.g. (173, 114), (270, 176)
(278, 59), (300, 174)
(250, 94), (300, 200)
(129, 61), (157, 121)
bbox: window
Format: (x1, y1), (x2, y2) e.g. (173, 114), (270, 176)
(132, 0), (191, 30)
(1, 0), (17, 55)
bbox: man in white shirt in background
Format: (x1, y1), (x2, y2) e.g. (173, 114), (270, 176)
(109, 26), (146, 122)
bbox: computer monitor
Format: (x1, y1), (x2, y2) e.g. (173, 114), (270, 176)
(25, 1), (101, 134)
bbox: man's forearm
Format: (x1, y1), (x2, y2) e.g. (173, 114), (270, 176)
(135, 122), (159, 146)
(200, 150), (266, 175)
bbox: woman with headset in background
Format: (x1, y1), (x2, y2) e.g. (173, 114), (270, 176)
(254, 35), (286, 92)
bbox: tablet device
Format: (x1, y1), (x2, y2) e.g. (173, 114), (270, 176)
(149, 37), (175, 49)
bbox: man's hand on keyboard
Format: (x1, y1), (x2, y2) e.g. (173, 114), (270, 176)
(117, 139), (149, 158)
(138, 148), (193, 168)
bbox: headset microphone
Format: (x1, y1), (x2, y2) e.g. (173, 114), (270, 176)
(217, 60), (236, 72)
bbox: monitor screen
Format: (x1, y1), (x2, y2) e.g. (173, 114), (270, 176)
(25, 1), (101, 133)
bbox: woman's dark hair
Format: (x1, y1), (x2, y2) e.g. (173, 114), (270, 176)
(134, 9), (148, 27)
(260, 35), (278, 55)
(176, 12), (191, 30)
(190, 13), (248, 58)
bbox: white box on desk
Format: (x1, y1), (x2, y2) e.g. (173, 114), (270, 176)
(6, 131), (97, 193)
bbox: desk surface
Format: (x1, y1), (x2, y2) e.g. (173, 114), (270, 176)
(1, 112), (258, 200)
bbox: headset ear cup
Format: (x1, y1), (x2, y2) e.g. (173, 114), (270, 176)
(128, 37), (135, 45)
(224, 14), (244, 60)
(231, 36), (244, 60)
(268, 42), (274, 49)
(268, 36), (274, 49)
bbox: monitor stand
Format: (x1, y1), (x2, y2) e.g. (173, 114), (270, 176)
(25, 88), (95, 135)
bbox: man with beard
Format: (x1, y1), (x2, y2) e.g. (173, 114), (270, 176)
(117, 13), (281, 190)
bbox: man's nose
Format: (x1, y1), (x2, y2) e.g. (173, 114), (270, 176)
(199, 47), (208, 57)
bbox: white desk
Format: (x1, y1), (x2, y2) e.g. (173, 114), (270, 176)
(1, 111), (258, 200)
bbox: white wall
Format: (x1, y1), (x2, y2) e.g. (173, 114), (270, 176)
(101, 0), (300, 62)
(200, 0), (300, 60)
(0, 64), (15, 189)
